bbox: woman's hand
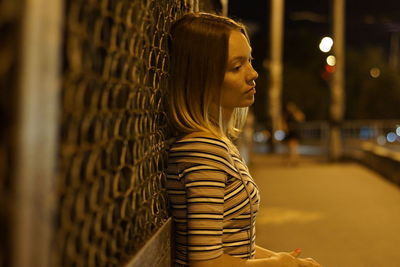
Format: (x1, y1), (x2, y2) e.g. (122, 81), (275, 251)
(255, 245), (278, 258)
(292, 249), (322, 267)
(272, 252), (300, 267)
(296, 257), (322, 267)
(255, 246), (322, 267)
(272, 250), (322, 267)
(189, 248), (323, 267)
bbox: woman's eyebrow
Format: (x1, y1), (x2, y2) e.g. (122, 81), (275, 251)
(229, 54), (252, 64)
(230, 56), (247, 63)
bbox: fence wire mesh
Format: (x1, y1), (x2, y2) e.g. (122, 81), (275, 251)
(55, 0), (191, 266)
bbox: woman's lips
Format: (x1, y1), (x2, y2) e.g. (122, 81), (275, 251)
(246, 87), (256, 94)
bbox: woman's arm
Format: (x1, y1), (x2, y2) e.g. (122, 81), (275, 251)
(255, 244), (278, 259)
(190, 250), (322, 267)
(190, 253), (287, 267)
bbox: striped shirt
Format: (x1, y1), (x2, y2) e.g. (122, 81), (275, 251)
(166, 134), (260, 266)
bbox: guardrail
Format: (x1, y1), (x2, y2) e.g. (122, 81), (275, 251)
(295, 120), (400, 153)
(296, 120), (400, 185)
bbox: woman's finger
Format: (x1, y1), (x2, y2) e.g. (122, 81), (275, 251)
(289, 248), (302, 258)
(296, 257), (322, 267)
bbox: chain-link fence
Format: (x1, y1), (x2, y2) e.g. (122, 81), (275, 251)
(54, 0), (192, 266)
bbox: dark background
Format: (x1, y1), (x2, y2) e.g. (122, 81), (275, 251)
(228, 0), (400, 123)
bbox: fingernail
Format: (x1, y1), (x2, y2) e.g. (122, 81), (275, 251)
(295, 248), (302, 253)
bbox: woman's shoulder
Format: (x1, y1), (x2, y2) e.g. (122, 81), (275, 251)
(173, 131), (229, 151)
(168, 132), (241, 178)
(178, 131), (219, 140)
(169, 131), (232, 163)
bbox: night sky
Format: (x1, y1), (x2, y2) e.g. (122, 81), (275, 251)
(229, 0), (400, 53)
(228, 0), (400, 121)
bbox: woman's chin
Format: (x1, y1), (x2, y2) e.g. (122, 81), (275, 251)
(242, 98), (255, 107)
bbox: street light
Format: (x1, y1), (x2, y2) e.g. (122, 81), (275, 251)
(369, 67), (381, 78)
(326, 55), (336, 66)
(319, 36), (333, 52)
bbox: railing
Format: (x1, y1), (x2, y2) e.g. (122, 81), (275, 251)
(297, 119), (400, 185)
(296, 120), (400, 155)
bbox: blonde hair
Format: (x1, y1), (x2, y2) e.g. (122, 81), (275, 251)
(167, 12), (250, 142)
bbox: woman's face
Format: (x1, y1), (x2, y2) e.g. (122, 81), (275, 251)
(220, 30), (258, 113)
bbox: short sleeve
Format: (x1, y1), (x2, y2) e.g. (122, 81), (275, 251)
(183, 164), (227, 261)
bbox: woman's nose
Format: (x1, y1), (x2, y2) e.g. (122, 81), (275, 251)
(248, 65), (258, 81)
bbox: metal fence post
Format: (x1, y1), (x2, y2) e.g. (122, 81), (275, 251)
(13, 0), (63, 266)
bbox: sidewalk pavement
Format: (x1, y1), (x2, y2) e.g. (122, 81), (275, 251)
(250, 153), (400, 267)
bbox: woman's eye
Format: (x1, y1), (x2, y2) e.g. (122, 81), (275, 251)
(233, 66), (241, 71)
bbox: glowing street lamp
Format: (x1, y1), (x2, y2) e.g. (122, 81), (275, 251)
(326, 55), (336, 66)
(319, 37), (333, 52)
(369, 67), (381, 78)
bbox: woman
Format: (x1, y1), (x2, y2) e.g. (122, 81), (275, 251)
(166, 12), (322, 267)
